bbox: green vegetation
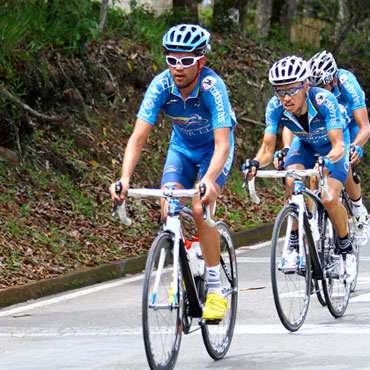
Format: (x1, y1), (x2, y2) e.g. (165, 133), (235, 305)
(0, 0), (368, 287)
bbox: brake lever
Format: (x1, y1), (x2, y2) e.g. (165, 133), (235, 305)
(112, 181), (122, 218)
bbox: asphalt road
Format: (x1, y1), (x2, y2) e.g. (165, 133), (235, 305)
(0, 238), (369, 370)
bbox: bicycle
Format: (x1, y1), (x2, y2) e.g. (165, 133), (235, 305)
(243, 162), (355, 332)
(112, 183), (238, 369)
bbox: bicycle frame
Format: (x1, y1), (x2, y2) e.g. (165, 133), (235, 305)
(247, 169), (331, 278)
(115, 186), (212, 317)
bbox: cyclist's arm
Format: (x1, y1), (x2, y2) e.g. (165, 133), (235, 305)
(200, 127), (230, 204)
(352, 107), (370, 148)
(326, 128), (346, 163)
(254, 132), (277, 168)
(281, 126), (294, 148)
(110, 118), (153, 201)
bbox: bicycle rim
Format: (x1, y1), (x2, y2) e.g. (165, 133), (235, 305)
(142, 232), (183, 370)
(271, 204), (311, 332)
(321, 215), (350, 318)
(201, 221), (238, 360)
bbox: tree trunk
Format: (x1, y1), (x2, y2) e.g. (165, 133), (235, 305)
(303, 0), (314, 18)
(280, 0), (296, 41)
(173, 0), (199, 24)
(213, 0), (246, 33)
(239, 0), (248, 35)
(256, 0), (272, 37)
(333, 0), (370, 53)
(99, 0), (109, 30)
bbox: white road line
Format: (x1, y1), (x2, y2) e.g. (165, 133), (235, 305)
(351, 292), (370, 302)
(2, 323), (370, 337)
(0, 274), (145, 318)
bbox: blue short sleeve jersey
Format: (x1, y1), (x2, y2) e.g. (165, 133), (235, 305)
(333, 68), (366, 134)
(137, 66), (236, 161)
(264, 86), (350, 154)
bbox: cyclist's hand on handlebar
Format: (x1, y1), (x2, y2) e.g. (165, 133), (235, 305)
(315, 156), (333, 179)
(273, 147), (289, 170)
(350, 145), (362, 165)
(109, 179), (128, 203)
(242, 159), (260, 182)
(197, 179), (217, 205)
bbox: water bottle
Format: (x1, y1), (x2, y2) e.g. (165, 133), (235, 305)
(185, 238), (199, 276)
(191, 235), (205, 277)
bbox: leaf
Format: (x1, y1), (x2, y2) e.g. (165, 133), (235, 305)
(103, 127), (108, 137)
(127, 62), (133, 72)
(89, 160), (99, 166)
(153, 63), (157, 73)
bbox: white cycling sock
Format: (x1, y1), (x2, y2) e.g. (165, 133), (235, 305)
(207, 264), (222, 295)
(351, 197), (367, 217)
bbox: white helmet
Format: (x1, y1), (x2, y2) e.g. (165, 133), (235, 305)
(269, 56), (309, 86)
(308, 50), (338, 87)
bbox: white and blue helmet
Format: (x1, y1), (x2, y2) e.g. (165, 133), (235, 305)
(269, 56), (309, 86)
(308, 50), (338, 86)
(162, 24), (211, 55)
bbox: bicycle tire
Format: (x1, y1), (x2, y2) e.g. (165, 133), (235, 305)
(321, 213), (350, 318)
(271, 204), (311, 332)
(314, 279), (326, 306)
(142, 232), (183, 370)
(201, 221), (238, 360)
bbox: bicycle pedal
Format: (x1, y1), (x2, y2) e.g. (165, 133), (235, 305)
(204, 319), (221, 325)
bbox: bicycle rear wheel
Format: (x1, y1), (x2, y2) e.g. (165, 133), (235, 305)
(321, 214), (350, 318)
(271, 204), (311, 332)
(142, 232), (183, 370)
(202, 221), (238, 360)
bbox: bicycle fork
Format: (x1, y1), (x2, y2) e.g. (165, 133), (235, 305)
(280, 179), (306, 270)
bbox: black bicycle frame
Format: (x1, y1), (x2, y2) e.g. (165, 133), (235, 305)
(179, 238), (203, 317)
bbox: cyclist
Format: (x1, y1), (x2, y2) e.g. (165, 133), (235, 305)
(109, 24), (236, 320)
(308, 50), (370, 247)
(244, 55), (357, 282)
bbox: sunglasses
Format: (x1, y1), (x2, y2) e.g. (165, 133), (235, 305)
(166, 55), (204, 68)
(274, 84), (305, 97)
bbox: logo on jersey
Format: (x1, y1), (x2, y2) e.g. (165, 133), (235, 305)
(166, 98), (180, 105)
(201, 76), (217, 91)
(339, 73), (348, 84)
(315, 92), (326, 106)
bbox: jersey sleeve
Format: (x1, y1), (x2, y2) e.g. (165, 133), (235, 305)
(338, 70), (366, 112)
(137, 71), (172, 125)
(264, 96), (282, 135)
(313, 89), (346, 131)
(200, 74), (235, 129)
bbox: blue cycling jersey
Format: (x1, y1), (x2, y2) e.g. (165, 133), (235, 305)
(137, 66), (236, 162)
(333, 68), (366, 132)
(265, 86), (350, 154)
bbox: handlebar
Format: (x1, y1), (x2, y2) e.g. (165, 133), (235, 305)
(112, 183), (216, 228)
(246, 168), (332, 204)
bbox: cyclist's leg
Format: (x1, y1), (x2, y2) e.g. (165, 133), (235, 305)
(195, 134), (234, 320)
(320, 154), (357, 283)
(345, 124), (369, 246)
(283, 139), (315, 267)
(160, 147), (198, 218)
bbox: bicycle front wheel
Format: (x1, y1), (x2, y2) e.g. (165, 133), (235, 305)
(142, 232), (183, 370)
(321, 214), (350, 318)
(271, 204), (311, 332)
(202, 221), (238, 360)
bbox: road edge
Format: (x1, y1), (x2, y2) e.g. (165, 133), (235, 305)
(1, 199), (368, 309)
